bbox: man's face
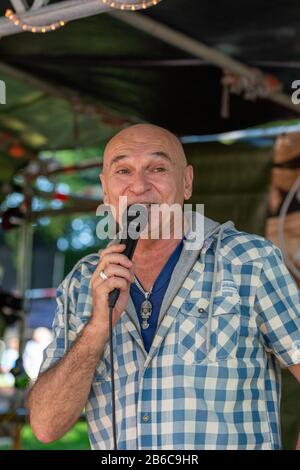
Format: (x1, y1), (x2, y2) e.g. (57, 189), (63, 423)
(100, 125), (193, 229)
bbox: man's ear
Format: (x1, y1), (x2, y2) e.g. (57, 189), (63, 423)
(100, 173), (109, 204)
(184, 165), (193, 200)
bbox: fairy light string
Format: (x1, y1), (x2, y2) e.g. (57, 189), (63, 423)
(100, 0), (162, 11)
(4, 1), (162, 33)
(4, 9), (65, 33)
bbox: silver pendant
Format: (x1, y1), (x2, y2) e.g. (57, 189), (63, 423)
(140, 299), (152, 330)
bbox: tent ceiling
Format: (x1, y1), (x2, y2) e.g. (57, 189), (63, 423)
(0, 0), (299, 153)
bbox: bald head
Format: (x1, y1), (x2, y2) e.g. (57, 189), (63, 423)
(100, 123), (193, 212)
(103, 124), (187, 171)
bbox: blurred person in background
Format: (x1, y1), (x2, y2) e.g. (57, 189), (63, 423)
(23, 328), (53, 381)
(0, 336), (19, 386)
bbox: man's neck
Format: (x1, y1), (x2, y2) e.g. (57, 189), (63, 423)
(132, 237), (182, 291)
(134, 215), (185, 258)
(134, 237), (181, 259)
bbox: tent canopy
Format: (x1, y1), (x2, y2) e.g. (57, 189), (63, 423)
(0, 0), (299, 154)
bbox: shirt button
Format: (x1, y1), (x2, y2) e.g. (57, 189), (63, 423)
(198, 307), (205, 314)
(142, 414), (151, 423)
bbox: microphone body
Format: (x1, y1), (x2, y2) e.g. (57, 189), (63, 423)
(108, 235), (138, 309)
(108, 204), (147, 309)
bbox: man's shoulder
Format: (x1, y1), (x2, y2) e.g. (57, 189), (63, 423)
(55, 252), (101, 308)
(220, 227), (279, 264)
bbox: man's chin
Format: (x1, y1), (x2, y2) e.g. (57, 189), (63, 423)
(141, 216), (183, 241)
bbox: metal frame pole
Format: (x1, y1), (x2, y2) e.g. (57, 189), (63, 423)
(16, 192), (33, 356)
(110, 10), (300, 116)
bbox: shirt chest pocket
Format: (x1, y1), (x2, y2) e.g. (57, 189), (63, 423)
(176, 293), (241, 364)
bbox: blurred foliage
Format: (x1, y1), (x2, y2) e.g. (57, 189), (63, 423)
(0, 422), (90, 450)
(41, 147), (103, 193)
(2, 147), (107, 278)
(281, 369), (300, 450)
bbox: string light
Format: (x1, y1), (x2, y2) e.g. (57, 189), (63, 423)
(5, 9), (66, 33)
(100, 0), (162, 11)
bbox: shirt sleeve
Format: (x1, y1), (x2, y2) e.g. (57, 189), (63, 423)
(38, 277), (76, 375)
(255, 243), (300, 367)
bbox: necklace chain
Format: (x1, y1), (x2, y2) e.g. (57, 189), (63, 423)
(134, 276), (153, 330)
(134, 276), (153, 298)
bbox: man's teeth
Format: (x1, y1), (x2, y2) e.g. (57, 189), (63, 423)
(134, 203), (158, 208)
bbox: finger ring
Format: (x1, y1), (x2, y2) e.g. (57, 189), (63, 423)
(99, 270), (108, 280)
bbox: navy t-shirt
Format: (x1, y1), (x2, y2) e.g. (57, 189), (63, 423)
(130, 239), (184, 353)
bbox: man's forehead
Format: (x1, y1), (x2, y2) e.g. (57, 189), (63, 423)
(107, 151), (172, 169)
(103, 124), (187, 167)
(105, 135), (174, 156)
(104, 143), (177, 170)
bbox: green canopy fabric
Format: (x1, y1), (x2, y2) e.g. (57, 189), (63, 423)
(187, 142), (272, 235)
(1, 0), (299, 154)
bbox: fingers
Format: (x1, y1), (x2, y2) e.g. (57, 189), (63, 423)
(104, 264), (134, 283)
(92, 265), (134, 289)
(92, 244), (126, 276)
(93, 275), (129, 299)
(99, 243), (126, 256)
(90, 244), (133, 331)
(101, 253), (133, 270)
(91, 243), (134, 287)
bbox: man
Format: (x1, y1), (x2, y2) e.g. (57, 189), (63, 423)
(28, 124), (300, 450)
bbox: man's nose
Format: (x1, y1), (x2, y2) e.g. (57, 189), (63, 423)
(130, 171), (151, 194)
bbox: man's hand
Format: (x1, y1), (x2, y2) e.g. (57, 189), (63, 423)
(90, 243), (134, 339)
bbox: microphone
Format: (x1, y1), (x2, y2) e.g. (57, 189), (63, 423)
(107, 204), (148, 450)
(108, 204), (148, 309)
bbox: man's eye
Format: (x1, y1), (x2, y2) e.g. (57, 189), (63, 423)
(152, 167), (166, 173)
(116, 168), (130, 174)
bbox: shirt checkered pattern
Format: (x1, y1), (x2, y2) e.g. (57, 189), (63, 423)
(40, 227), (300, 449)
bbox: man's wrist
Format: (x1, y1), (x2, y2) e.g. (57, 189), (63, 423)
(83, 318), (109, 349)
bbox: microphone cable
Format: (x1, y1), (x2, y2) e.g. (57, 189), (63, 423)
(109, 304), (118, 450)
(107, 203), (148, 450)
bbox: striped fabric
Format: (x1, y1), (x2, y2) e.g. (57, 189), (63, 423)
(40, 227), (300, 449)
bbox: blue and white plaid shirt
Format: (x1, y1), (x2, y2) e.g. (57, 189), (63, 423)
(40, 222), (300, 450)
